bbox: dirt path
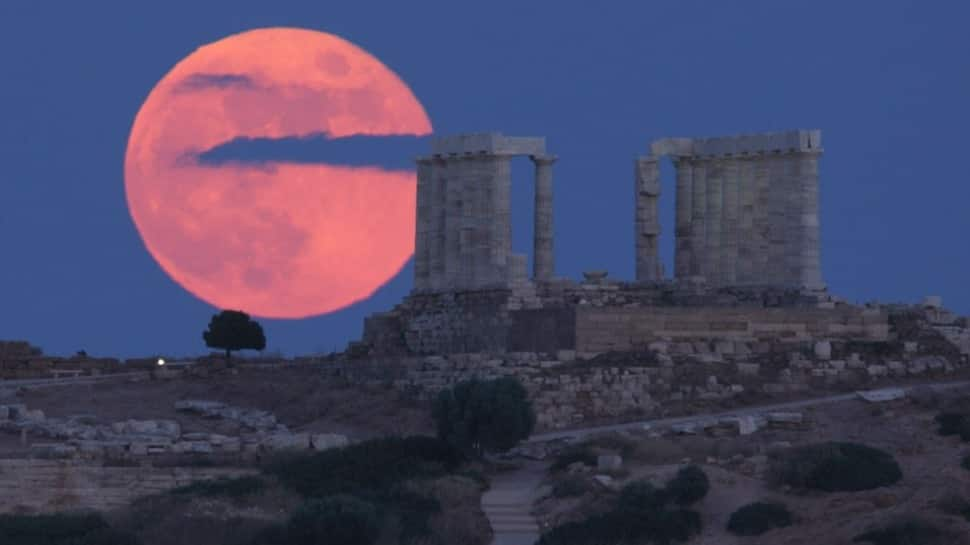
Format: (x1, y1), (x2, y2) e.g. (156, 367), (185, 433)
(528, 379), (970, 443)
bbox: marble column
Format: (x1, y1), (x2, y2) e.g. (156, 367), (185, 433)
(490, 155), (513, 286)
(428, 156), (448, 291)
(689, 160), (707, 278)
(705, 159), (723, 285)
(736, 156), (756, 284)
(532, 155), (557, 282)
(796, 150), (823, 289)
(673, 157), (693, 279)
(635, 156), (661, 282)
(765, 153), (788, 285)
(721, 157), (740, 285)
(413, 157), (433, 291)
(752, 153), (771, 285)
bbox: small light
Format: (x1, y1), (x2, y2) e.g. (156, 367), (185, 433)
(157, 358), (166, 366)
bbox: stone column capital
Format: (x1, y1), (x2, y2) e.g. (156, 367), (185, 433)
(530, 154), (558, 165)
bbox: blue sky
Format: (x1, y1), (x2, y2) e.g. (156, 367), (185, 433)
(1, 1), (968, 358)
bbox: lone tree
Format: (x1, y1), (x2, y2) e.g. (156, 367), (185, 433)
(432, 377), (535, 457)
(202, 310), (266, 363)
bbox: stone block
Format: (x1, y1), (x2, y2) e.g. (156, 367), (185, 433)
(736, 363), (760, 376)
(736, 416), (763, 435)
(867, 365), (888, 377)
(904, 342), (918, 353)
(592, 474), (615, 488)
(857, 388), (906, 403)
(814, 340), (832, 360)
(597, 454), (623, 471)
(261, 432), (311, 451)
(767, 412), (803, 425)
(174, 400), (226, 413)
(556, 350), (576, 362)
(30, 442), (77, 459)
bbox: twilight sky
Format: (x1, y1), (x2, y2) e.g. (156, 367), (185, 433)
(1, 1), (968, 358)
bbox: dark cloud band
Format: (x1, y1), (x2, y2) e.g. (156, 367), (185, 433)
(191, 133), (429, 170)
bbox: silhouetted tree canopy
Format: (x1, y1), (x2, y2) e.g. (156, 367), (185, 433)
(432, 377), (535, 457)
(202, 310), (266, 362)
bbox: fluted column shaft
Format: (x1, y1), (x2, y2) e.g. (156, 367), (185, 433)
(413, 157), (433, 291)
(532, 155), (556, 282)
(673, 157), (693, 279)
(634, 156), (661, 282)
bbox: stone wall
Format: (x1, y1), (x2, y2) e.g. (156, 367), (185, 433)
(360, 281), (885, 357)
(0, 459), (253, 513)
(354, 306), (969, 431)
(574, 306), (889, 353)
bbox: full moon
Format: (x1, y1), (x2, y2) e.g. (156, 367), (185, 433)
(124, 28), (431, 318)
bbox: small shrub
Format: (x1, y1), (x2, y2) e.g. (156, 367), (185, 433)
(0, 513), (140, 545)
(727, 502), (793, 536)
(936, 493), (970, 521)
(432, 377), (535, 456)
(617, 480), (667, 512)
(552, 475), (591, 498)
(538, 479), (702, 545)
(550, 445), (597, 472)
(935, 412), (970, 440)
(769, 442), (902, 492)
(853, 519), (944, 545)
(664, 465), (709, 506)
(256, 495), (381, 545)
(536, 511), (626, 545)
(171, 476), (264, 499)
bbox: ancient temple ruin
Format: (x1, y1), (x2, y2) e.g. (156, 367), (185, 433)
(635, 130), (824, 289)
(413, 133), (556, 292)
(361, 130), (884, 357)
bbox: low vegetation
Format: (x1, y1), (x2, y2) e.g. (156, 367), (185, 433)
(260, 435), (470, 545)
(768, 442), (902, 492)
(663, 465), (709, 506)
(170, 476), (265, 499)
(264, 435), (464, 499)
(252, 495), (381, 545)
(0, 513), (140, 545)
(551, 475), (591, 498)
(726, 501), (794, 536)
(935, 411), (970, 438)
(538, 465), (709, 545)
(852, 519), (945, 545)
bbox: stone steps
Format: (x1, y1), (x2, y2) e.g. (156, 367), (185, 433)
(481, 469), (543, 544)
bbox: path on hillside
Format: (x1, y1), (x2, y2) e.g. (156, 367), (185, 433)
(529, 379), (970, 443)
(482, 461), (546, 545)
(0, 371), (150, 390)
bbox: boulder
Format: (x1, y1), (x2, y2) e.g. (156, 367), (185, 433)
(597, 454), (622, 471)
(592, 475), (614, 488)
(174, 400), (226, 413)
(856, 388), (906, 403)
(261, 432), (310, 451)
(31, 442), (77, 459)
(814, 341), (832, 361)
(311, 433), (349, 451)
(736, 415), (763, 435)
